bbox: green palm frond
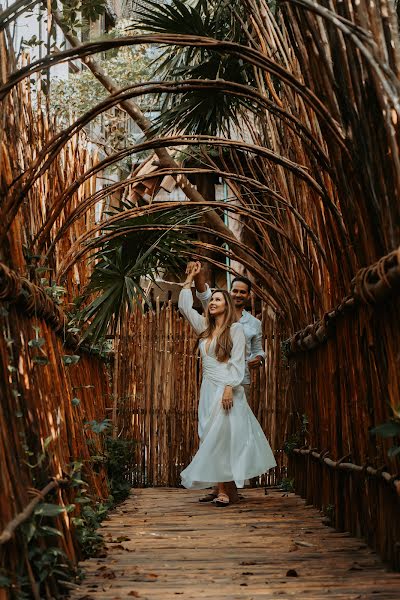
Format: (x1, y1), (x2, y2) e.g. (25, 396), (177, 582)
(147, 90), (247, 137)
(135, 0), (258, 137)
(136, 0), (214, 37)
(74, 204), (196, 344)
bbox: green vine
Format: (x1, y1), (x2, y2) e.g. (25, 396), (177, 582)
(283, 413), (309, 456)
(278, 477), (295, 494)
(0, 472), (79, 599)
(0, 421), (136, 597)
(370, 413), (400, 459)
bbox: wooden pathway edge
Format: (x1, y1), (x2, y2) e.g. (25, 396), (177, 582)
(71, 489), (400, 600)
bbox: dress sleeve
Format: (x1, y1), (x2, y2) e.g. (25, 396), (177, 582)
(226, 323), (246, 388)
(249, 318), (266, 361)
(178, 288), (207, 335)
(195, 283), (212, 313)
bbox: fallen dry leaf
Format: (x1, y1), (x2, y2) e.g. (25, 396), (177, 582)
(95, 567), (117, 579)
(294, 540), (314, 548)
(349, 563), (364, 571)
(131, 573), (159, 582)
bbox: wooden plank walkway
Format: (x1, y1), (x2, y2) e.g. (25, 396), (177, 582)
(72, 488), (400, 599)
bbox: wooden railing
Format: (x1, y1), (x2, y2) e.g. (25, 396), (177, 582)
(282, 248), (400, 569)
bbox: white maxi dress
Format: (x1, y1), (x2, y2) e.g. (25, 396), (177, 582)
(178, 288), (276, 489)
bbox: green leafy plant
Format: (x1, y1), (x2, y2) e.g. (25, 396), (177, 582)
(4, 499), (78, 598)
(86, 418), (112, 434)
(60, 0), (109, 34)
(0, 573), (11, 589)
(44, 281), (67, 305)
(62, 354), (81, 366)
(22, 435), (53, 470)
(70, 437), (135, 558)
(51, 23), (153, 173)
(85, 419), (135, 504)
(283, 413), (309, 455)
(323, 503), (335, 523)
(370, 416), (400, 459)
(32, 355), (50, 365)
(28, 337), (45, 349)
(278, 477), (295, 493)
(135, 0), (258, 137)
(104, 437), (136, 504)
(71, 504), (107, 558)
(73, 203), (195, 344)
(70, 461), (109, 559)
(28, 327), (50, 366)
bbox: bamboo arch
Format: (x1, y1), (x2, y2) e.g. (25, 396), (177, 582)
(1, 0), (400, 585)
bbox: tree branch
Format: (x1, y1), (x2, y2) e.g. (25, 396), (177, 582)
(0, 0), (41, 31)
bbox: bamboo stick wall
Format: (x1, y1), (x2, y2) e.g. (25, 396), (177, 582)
(249, 306), (289, 486)
(0, 57), (101, 302)
(0, 39), (112, 596)
(270, 0), (400, 569)
(114, 297), (285, 487)
(115, 299), (201, 486)
(1, 0), (400, 579)
(209, 0), (400, 567)
(133, 300), (199, 486)
(0, 292), (111, 595)
(286, 279), (400, 567)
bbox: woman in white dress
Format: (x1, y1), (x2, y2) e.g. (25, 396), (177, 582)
(178, 264), (276, 507)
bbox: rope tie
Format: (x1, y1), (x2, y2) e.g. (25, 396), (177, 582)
(285, 246), (400, 357)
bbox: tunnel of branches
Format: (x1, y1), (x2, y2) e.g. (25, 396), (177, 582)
(1, 0), (400, 596)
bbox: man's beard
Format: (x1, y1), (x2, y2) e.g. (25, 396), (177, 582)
(234, 299), (245, 307)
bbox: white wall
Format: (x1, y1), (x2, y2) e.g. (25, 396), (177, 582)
(4, 1), (69, 79)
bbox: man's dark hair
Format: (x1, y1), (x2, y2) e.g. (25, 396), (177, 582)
(231, 276), (252, 293)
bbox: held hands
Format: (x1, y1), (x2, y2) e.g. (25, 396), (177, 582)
(186, 261), (201, 278)
(222, 386), (233, 411)
(248, 356), (264, 370)
(183, 261), (201, 288)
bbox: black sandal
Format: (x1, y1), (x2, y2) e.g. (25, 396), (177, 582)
(198, 492), (218, 503)
(213, 493), (230, 507)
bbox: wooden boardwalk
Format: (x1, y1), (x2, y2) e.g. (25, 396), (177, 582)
(72, 489), (400, 599)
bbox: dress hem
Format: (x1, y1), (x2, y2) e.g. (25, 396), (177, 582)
(181, 462), (277, 490)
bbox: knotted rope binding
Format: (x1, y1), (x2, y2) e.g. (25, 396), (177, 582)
(285, 246), (400, 357)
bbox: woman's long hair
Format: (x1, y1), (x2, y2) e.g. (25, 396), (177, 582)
(198, 289), (236, 362)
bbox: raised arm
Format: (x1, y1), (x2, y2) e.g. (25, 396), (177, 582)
(196, 283), (212, 313)
(193, 262), (207, 293)
(186, 261), (212, 313)
(178, 264), (207, 335)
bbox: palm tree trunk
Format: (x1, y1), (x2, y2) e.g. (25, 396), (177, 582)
(195, 173), (217, 285)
